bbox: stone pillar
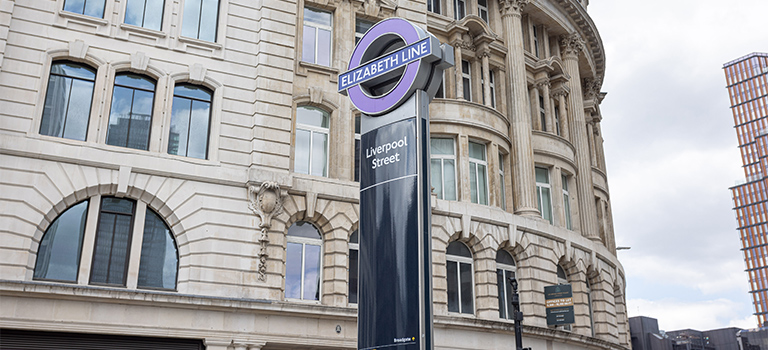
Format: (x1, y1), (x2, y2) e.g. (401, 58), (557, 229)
(555, 91), (570, 140)
(540, 80), (553, 133)
(499, 0), (538, 217)
(560, 33), (599, 239)
(529, 86), (541, 131)
(481, 49), (492, 107)
(595, 119), (607, 170)
(454, 41), (464, 100)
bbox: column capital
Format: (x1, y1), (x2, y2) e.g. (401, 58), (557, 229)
(477, 48), (491, 59)
(559, 33), (585, 58)
(582, 76), (602, 100)
(535, 79), (551, 90)
(498, 0), (529, 17)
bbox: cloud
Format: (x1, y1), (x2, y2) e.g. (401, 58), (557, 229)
(628, 298), (756, 331)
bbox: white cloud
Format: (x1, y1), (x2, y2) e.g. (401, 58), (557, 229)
(628, 298), (755, 331)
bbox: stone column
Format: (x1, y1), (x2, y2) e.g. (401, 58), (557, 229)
(454, 41), (464, 100)
(595, 119), (607, 170)
(481, 49), (492, 107)
(499, 0), (538, 217)
(529, 86), (541, 130)
(555, 91), (570, 140)
(540, 80), (553, 133)
(560, 33), (598, 239)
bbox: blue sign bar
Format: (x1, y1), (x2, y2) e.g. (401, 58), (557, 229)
(339, 38), (432, 92)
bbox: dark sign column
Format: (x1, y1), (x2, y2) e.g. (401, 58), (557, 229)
(358, 91), (432, 350)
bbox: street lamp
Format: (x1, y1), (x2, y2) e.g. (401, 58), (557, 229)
(508, 277), (530, 350)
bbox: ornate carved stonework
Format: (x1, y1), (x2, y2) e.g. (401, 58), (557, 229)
(535, 79), (551, 90)
(559, 33), (585, 58)
(582, 77), (602, 100)
(498, 0), (529, 17)
(248, 182), (284, 281)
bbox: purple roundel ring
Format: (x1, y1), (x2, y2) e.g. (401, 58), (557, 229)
(347, 18), (425, 116)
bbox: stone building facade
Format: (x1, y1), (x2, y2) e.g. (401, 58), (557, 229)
(0, 0), (629, 349)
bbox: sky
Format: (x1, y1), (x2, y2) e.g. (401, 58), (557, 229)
(587, 1), (768, 331)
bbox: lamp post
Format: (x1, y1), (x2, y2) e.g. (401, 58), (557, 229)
(508, 277), (530, 350)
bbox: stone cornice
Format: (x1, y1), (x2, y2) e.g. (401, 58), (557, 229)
(551, 0), (606, 89)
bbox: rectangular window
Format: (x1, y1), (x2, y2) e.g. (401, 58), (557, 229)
(302, 7), (332, 67)
(124, 0), (164, 30)
(454, 0), (465, 20)
(532, 25), (540, 58)
(469, 142), (488, 205)
(430, 137), (457, 201)
(106, 73), (156, 151)
(499, 153), (506, 210)
(181, 0), (219, 42)
(435, 71), (445, 99)
(63, 0), (105, 18)
(478, 0), (488, 23)
(462, 60), (472, 102)
(90, 197), (135, 286)
(428, 0), (441, 14)
(349, 230), (359, 304)
(539, 95), (546, 131)
(554, 106), (561, 136)
(168, 84), (212, 159)
(295, 106), (330, 177)
(355, 19), (374, 46)
(489, 70), (496, 108)
(562, 174), (572, 229)
(536, 167), (553, 223)
(40, 62), (96, 141)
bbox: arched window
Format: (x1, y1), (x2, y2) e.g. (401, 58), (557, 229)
(496, 250), (516, 319)
(586, 278), (595, 336)
(34, 200), (89, 282)
(285, 221), (322, 301)
(107, 73), (156, 150)
(294, 106), (329, 177)
(33, 197), (178, 290)
(348, 229), (359, 304)
(169, 84), (213, 159)
(446, 241), (473, 314)
(557, 264), (568, 285)
(40, 61), (96, 141)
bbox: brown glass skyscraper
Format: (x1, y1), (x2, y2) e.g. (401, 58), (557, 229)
(726, 52), (768, 327)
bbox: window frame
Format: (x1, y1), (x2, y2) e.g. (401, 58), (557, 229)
(499, 153), (507, 210)
(536, 166), (553, 223)
(180, 0), (221, 42)
(348, 229), (359, 305)
(168, 83), (213, 159)
(496, 250), (516, 320)
(562, 174), (572, 230)
(468, 141), (489, 205)
(430, 137), (458, 201)
(105, 72), (157, 151)
(302, 6), (333, 67)
(454, 0), (465, 20)
(446, 241), (475, 315)
(89, 196), (137, 287)
(461, 59), (472, 102)
(294, 106), (331, 177)
(285, 221), (323, 302)
(62, 0), (106, 18)
(427, 0), (441, 14)
(39, 61), (98, 142)
(478, 0), (488, 23)
(33, 200), (90, 283)
(123, 0), (166, 31)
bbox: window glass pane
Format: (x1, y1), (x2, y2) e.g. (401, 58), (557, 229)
(187, 99), (211, 159)
(317, 28), (331, 67)
(84, 0), (105, 17)
(91, 198), (134, 286)
(115, 74), (155, 91)
(64, 79), (94, 140)
(430, 159), (443, 199)
(138, 209), (177, 289)
(496, 250), (515, 266)
(287, 221), (322, 239)
(127, 89), (154, 150)
(350, 230), (359, 244)
(34, 201), (89, 282)
(302, 25), (316, 64)
(40, 63), (95, 141)
(477, 164), (488, 205)
(108, 75), (155, 151)
(535, 167), (549, 183)
(463, 78), (471, 101)
(303, 244), (321, 300)
(447, 241), (471, 257)
(297, 107), (329, 128)
(106, 86), (133, 147)
(285, 242), (303, 299)
(174, 84), (212, 101)
(497, 269), (507, 318)
(446, 260), (459, 313)
(541, 187), (552, 222)
(349, 248), (358, 303)
(470, 164), (478, 203)
(294, 129), (311, 175)
(469, 142), (485, 160)
(304, 7), (331, 25)
(124, 0), (146, 26)
(54, 62), (96, 80)
(169, 97), (191, 156)
(40, 76), (72, 139)
(198, 0), (218, 42)
(181, 0), (201, 38)
(311, 132), (328, 176)
(430, 138), (454, 155)
(143, 0), (164, 30)
(444, 160), (456, 200)
(63, 0), (86, 15)
(459, 262), (473, 314)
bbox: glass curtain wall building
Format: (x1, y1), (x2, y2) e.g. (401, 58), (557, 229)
(726, 52), (768, 327)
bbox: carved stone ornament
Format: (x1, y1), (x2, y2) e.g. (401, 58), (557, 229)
(559, 33), (585, 58)
(248, 182), (284, 281)
(582, 77), (602, 100)
(498, 0), (529, 17)
(362, 0), (380, 17)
